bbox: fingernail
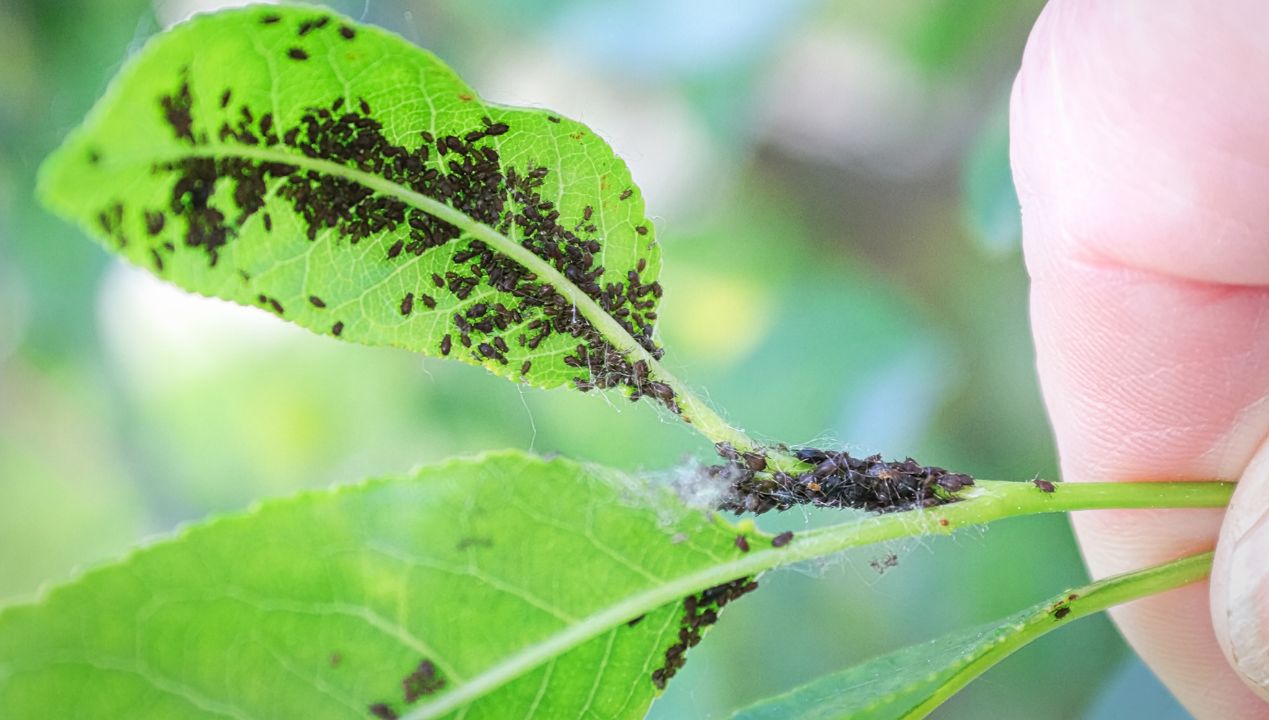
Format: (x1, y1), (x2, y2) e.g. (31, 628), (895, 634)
(1225, 507), (1269, 697)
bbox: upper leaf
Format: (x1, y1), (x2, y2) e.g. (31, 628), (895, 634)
(40, 5), (670, 401)
(0, 452), (768, 719)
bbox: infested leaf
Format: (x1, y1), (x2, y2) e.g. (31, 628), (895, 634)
(730, 551), (1213, 720)
(39, 5), (672, 405)
(0, 452), (767, 719)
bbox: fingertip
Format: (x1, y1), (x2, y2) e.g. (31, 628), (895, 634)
(1213, 440), (1269, 701)
(1012, 0), (1269, 285)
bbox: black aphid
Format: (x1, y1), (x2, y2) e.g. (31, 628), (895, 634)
(1033, 478), (1056, 493)
(771, 531), (794, 548)
(309, 295), (326, 308)
(144, 210), (165, 235)
(734, 535), (749, 553)
(338, 25), (355, 40)
(619, 188), (633, 200)
(400, 293), (414, 316)
(440, 335), (452, 355)
(419, 293), (436, 309)
(219, 89), (231, 108)
(520, 360), (531, 375)
(486, 122), (509, 136)
(287, 47), (308, 61)
(332, 321), (344, 336)
(260, 14), (281, 24)
(401, 658), (444, 703)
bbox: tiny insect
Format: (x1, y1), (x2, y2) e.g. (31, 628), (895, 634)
(1033, 478), (1056, 493)
(771, 531), (794, 548)
(734, 535), (750, 553)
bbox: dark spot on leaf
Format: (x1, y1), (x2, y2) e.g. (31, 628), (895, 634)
(219, 89), (231, 108)
(88, 149), (100, 165)
(402, 659), (445, 703)
(144, 210), (165, 236)
(330, 652), (342, 667)
(159, 71), (195, 143)
(652, 577), (759, 690)
(369, 703), (398, 719)
(455, 536), (492, 550)
(626, 614), (645, 628)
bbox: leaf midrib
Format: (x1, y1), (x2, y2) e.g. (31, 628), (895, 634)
(170, 144), (652, 362)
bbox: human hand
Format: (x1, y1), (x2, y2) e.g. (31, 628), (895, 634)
(1012, 1), (1269, 716)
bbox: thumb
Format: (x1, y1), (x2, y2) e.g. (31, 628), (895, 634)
(1214, 441), (1269, 700)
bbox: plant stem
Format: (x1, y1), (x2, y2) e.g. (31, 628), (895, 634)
(907, 550), (1213, 717)
(770, 479), (1233, 568)
(405, 479), (1231, 718)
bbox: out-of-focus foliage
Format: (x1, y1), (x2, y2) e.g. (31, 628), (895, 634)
(0, 0), (1187, 718)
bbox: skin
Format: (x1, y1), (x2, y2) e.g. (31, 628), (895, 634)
(1011, 1), (1269, 716)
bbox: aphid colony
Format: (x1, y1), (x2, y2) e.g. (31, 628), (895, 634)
(650, 577), (759, 690)
(713, 443), (975, 515)
(123, 13), (673, 409)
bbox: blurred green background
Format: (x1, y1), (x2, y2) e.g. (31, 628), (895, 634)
(0, 1), (1190, 718)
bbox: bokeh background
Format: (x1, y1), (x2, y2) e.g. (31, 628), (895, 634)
(0, 1), (1192, 717)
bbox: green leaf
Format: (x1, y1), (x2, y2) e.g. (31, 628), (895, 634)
(0, 451), (770, 719)
(730, 550), (1213, 720)
(39, 5), (669, 402)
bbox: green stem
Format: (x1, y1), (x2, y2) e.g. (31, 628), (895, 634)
(404, 479), (1231, 718)
(906, 550), (1213, 718)
(721, 479), (1233, 576)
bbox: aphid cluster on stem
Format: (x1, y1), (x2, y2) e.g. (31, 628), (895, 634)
(713, 443), (974, 515)
(650, 577), (759, 690)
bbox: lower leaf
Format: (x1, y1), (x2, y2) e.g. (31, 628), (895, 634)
(0, 451), (761, 719)
(730, 550), (1213, 720)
